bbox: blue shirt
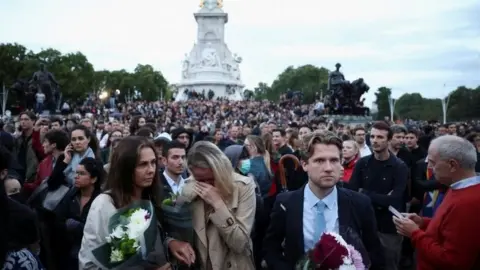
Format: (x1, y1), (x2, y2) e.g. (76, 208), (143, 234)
(450, 175), (480, 190)
(303, 184), (339, 251)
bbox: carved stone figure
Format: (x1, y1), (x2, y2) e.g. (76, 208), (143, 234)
(233, 54), (242, 63)
(231, 65), (240, 81)
(182, 55), (190, 79)
(201, 43), (219, 67)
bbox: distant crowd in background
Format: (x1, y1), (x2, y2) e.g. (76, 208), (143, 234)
(1, 95), (480, 270)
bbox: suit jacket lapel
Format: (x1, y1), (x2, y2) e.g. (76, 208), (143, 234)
(337, 188), (352, 239)
(290, 188), (305, 257)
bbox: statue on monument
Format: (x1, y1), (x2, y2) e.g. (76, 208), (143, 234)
(201, 43), (220, 67)
(200, 0), (223, 9)
(327, 63), (370, 116)
(328, 63), (346, 92)
(30, 63), (59, 113)
(182, 54), (190, 79)
(233, 53), (242, 63)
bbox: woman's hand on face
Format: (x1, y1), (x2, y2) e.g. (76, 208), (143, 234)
(63, 144), (73, 164)
(194, 182), (223, 209)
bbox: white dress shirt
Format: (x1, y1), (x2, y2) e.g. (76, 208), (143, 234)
(303, 184), (339, 251)
(359, 144), (372, 157)
(163, 171), (185, 194)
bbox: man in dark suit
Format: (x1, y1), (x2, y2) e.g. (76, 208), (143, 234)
(158, 141), (187, 198)
(263, 131), (385, 270)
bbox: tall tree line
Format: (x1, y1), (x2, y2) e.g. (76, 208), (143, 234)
(0, 43), (170, 104)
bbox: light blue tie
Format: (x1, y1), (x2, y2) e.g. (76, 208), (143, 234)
(313, 201), (327, 243)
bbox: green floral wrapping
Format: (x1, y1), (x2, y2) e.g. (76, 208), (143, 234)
(161, 202), (194, 245)
(90, 200), (157, 269)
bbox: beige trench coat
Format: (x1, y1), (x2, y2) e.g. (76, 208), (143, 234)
(181, 172), (256, 270)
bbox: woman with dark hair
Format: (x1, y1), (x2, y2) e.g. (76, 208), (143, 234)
(41, 125), (97, 269)
(79, 136), (171, 269)
(48, 125), (97, 189)
(60, 157), (104, 269)
(129, 115), (146, 135)
(1, 145), (44, 270)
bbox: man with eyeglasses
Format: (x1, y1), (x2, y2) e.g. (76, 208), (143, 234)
(353, 126), (372, 157)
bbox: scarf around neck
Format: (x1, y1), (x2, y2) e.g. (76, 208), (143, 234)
(63, 147), (95, 185)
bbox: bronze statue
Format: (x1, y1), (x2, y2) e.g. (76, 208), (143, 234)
(327, 63), (370, 116)
(30, 63), (59, 113)
(327, 63), (346, 91)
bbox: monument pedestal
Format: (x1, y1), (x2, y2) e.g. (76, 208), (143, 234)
(175, 1), (244, 101)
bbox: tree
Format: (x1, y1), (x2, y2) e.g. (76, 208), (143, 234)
(375, 86), (480, 121)
(133, 64), (168, 101)
(395, 93), (442, 120)
(446, 86), (480, 121)
(373, 87), (392, 120)
(0, 42), (171, 107)
(269, 65), (329, 103)
(253, 82), (271, 100)
(0, 43), (29, 86)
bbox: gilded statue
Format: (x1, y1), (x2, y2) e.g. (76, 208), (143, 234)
(200, 0), (223, 8)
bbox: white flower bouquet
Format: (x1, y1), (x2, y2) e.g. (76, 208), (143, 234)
(90, 200), (157, 269)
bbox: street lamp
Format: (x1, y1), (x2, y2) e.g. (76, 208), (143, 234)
(388, 94), (396, 122)
(441, 93), (450, 124)
(1, 83), (8, 116)
(99, 91), (108, 100)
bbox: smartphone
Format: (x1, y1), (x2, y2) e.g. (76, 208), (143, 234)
(388, 206), (404, 219)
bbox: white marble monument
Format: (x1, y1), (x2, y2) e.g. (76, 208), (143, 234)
(174, 0), (244, 101)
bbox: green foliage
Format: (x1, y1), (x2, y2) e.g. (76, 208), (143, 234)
(264, 65), (329, 103)
(374, 87), (391, 120)
(0, 43), (170, 102)
(373, 85), (480, 121)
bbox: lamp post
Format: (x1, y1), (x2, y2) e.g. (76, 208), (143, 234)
(1, 83), (8, 116)
(441, 93), (450, 124)
(125, 89), (133, 103)
(388, 94), (396, 122)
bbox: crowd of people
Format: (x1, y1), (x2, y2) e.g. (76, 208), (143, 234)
(1, 97), (480, 270)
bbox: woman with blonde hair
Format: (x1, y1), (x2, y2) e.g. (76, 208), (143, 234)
(341, 139), (360, 184)
(181, 141), (256, 270)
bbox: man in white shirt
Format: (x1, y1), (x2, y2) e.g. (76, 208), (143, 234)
(35, 90), (46, 113)
(353, 126), (372, 157)
(160, 141), (187, 195)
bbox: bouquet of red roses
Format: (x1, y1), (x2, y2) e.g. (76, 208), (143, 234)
(295, 232), (365, 270)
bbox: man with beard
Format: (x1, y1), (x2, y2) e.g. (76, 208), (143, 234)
(389, 125), (415, 171)
(349, 121), (408, 270)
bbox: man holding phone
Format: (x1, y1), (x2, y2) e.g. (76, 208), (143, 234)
(393, 135), (480, 270)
